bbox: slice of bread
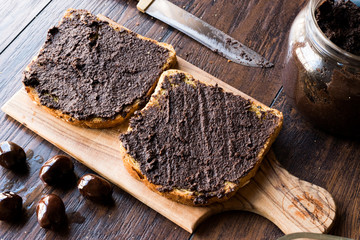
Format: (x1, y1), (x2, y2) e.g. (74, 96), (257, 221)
(22, 9), (176, 128)
(119, 70), (283, 206)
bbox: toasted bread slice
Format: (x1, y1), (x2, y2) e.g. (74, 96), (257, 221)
(22, 9), (176, 128)
(119, 70), (283, 206)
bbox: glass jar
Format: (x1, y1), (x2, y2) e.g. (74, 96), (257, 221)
(281, 0), (360, 138)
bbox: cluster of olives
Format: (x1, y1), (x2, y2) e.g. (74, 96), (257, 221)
(0, 141), (113, 229)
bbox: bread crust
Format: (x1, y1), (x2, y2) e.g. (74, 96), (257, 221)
(24, 9), (177, 128)
(120, 70), (283, 206)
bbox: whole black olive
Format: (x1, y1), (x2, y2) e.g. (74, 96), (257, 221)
(36, 194), (66, 229)
(78, 174), (112, 202)
(0, 191), (22, 221)
(0, 141), (26, 169)
(39, 155), (74, 186)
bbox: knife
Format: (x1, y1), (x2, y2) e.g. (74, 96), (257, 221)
(137, 0), (273, 68)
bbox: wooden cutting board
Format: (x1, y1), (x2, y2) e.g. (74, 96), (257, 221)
(1, 57), (335, 234)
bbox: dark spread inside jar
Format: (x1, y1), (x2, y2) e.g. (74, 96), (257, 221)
(23, 9), (171, 120)
(315, 0), (360, 55)
(120, 73), (281, 204)
(282, 1), (360, 138)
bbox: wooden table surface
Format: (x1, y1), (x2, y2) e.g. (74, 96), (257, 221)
(0, 0), (359, 239)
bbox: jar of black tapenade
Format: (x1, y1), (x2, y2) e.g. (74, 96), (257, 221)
(281, 0), (360, 137)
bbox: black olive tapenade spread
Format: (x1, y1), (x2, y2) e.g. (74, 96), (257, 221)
(23, 9), (172, 120)
(120, 73), (281, 205)
(315, 0), (360, 56)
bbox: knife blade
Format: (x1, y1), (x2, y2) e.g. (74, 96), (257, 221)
(137, 0), (273, 68)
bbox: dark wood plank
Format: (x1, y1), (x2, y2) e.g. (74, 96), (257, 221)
(0, 0), (51, 53)
(192, 211), (283, 240)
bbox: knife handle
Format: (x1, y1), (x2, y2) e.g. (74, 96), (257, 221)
(137, 0), (154, 12)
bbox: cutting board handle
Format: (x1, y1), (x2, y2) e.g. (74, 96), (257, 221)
(222, 151), (336, 234)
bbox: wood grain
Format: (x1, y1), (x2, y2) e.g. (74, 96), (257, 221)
(234, 151), (335, 234)
(0, 0), (51, 53)
(1, 57), (335, 234)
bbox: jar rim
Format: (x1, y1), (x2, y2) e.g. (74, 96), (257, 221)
(308, 0), (360, 64)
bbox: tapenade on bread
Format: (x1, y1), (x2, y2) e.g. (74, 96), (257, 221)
(22, 9), (176, 128)
(119, 70), (283, 206)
